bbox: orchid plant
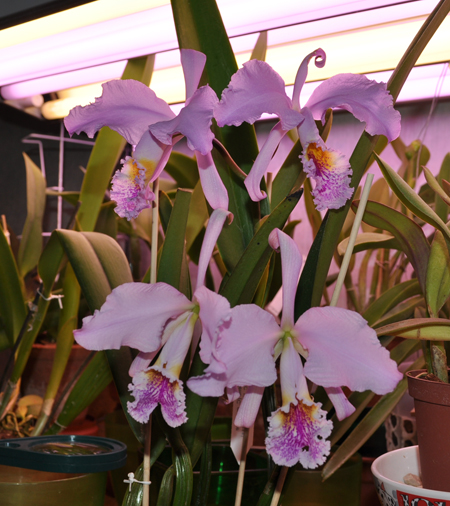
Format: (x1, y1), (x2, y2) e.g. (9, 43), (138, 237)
(1, 0), (450, 505)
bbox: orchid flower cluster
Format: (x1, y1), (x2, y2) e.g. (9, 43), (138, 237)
(66, 47), (402, 468)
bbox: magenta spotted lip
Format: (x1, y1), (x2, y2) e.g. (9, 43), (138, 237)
(372, 446), (450, 506)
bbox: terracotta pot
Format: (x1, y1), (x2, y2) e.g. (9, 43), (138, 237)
(406, 369), (450, 492)
(21, 343), (91, 398)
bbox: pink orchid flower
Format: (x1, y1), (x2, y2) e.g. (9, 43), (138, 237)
(214, 49), (401, 211)
(74, 208), (232, 427)
(65, 49), (228, 219)
(188, 228), (402, 467)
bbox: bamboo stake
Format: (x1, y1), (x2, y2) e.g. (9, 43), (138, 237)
(269, 466), (288, 506)
(143, 178), (159, 506)
(234, 427), (249, 506)
(330, 174), (374, 307)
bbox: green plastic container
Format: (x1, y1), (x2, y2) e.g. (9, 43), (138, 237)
(0, 464), (106, 506)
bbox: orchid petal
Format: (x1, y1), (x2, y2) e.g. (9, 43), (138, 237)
(297, 306), (402, 394)
(305, 73), (401, 142)
(188, 304), (279, 397)
(181, 49), (207, 100)
(110, 156), (153, 220)
(129, 351), (158, 377)
(64, 80), (175, 145)
(73, 282), (193, 352)
(279, 337), (310, 405)
(214, 60), (303, 130)
(292, 48), (326, 111)
(133, 130), (166, 180)
(244, 122), (287, 202)
(156, 312), (198, 378)
(265, 398), (332, 468)
(196, 151), (229, 210)
(196, 208), (232, 289)
(128, 367), (187, 427)
(149, 85), (218, 155)
(325, 387), (356, 421)
(269, 229), (302, 329)
(299, 110), (353, 211)
(194, 286), (231, 366)
(235, 386), (264, 428)
(226, 386), (240, 403)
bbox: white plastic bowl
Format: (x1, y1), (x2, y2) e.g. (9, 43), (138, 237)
(371, 445), (450, 505)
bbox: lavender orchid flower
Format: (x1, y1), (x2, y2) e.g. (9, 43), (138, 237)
(73, 208), (232, 427)
(214, 49), (401, 211)
(188, 228), (402, 467)
(65, 49), (228, 219)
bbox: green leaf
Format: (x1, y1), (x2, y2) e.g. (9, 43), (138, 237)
(426, 230), (450, 317)
(46, 352), (112, 434)
(18, 153), (46, 277)
(435, 154), (450, 222)
(372, 295), (424, 329)
(337, 232), (399, 256)
(271, 141), (304, 209)
(363, 279), (421, 327)
(375, 153), (450, 242)
(250, 31), (267, 61)
(352, 200), (430, 294)
(424, 165), (450, 208)
(219, 190), (303, 306)
(165, 151), (199, 189)
(158, 189), (192, 293)
(186, 181), (208, 254)
(171, 0), (262, 270)
(0, 225), (26, 346)
(387, 0), (450, 102)
(376, 318), (450, 340)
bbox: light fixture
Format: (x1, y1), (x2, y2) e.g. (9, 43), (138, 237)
(0, 0), (445, 87)
(1, 0), (449, 119)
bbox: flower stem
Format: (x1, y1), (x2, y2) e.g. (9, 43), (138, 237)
(330, 174), (374, 307)
(269, 466), (288, 506)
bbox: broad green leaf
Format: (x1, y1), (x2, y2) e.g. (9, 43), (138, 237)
(376, 153), (450, 242)
(424, 165), (450, 207)
(45, 351), (112, 435)
(55, 230), (113, 311)
(81, 231), (132, 288)
(158, 189), (192, 295)
(46, 190), (80, 207)
(54, 229), (142, 442)
(219, 189), (303, 306)
(171, 0), (262, 270)
(352, 200), (430, 294)
(363, 279), (421, 326)
(387, 0), (450, 102)
(185, 180), (208, 253)
(323, 355), (424, 480)
(360, 178), (391, 233)
(76, 55), (155, 232)
(0, 225), (26, 346)
(337, 232), (399, 256)
(372, 295), (424, 329)
(271, 140), (304, 209)
(18, 153), (46, 277)
(250, 31), (267, 61)
(426, 230), (450, 317)
(435, 154), (450, 221)
(182, 351), (218, 465)
(376, 317), (450, 340)
(165, 151), (199, 189)
(32, 264), (82, 436)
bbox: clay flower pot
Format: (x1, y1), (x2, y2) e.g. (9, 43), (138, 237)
(406, 369), (450, 492)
